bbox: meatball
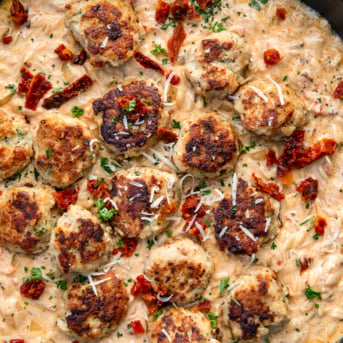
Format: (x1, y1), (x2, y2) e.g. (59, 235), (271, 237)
(50, 205), (113, 273)
(0, 187), (55, 254)
(213, 177), (280, 256)
(109, 167), (179, 239)
(144, 238), (214, 305)
(149, 307), (219, 343)
(173, 112), (239, 179)
(58, 270), (129, 341)
(34, 115), (97, 188)
(234, 79), (307, 138)
(184, 31), (250, 98)
(93, 80), (167, 158)
(65, 0), (142, 67)
(222, 266), (290, 341)
(0, 110), (33, 181)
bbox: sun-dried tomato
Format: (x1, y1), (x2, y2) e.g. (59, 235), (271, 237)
(131, 275), (159, 313)
(299, 256), (312, 274)
(196, 0), (213, 9)
(276, 7), (287, 20)
(264, 48), (282, 66)
(112, 238), (138, 257)
(9, 0), (28, 26)
(18, 67), (33, 94)
(333, 81), (343, 99)
(252, 173), (285, 200)
(133, 51), (164, 75)
(185, 217), (207, 239)
(155, 0), (170, 24)
(9, 340), (25, 343)
(20, 279), (45, 300)
(277, 130), (305, 177)
(87, 179), (111, 199)
(181, 195), (207, 219)
(71, 49), (87, 65)
(157, 128), (178, 143)
(197, 299), (211, 313)
(42, 74), (93, 109)
(2, 36), (13, 44)
(292, 138), (337, 170)
(313, 215), (327, 236)
(296, 177), (318, 201)
(53, 188), (79, 210)
(54, 44), (73, 61)
(266, 149), (278, 166)
(166, 72), (181, 85)
(118, 96), (148, 121)
(25, 73), (52, 110)
(171, 0), (190, 21)
(167, 23), (186, 63)
(130, 320), (145, 335)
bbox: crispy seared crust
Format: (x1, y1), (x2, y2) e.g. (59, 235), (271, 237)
(109, 167), (179, 238)
(144, 238), (214, 304)
(93, 80), (166, 157)
(34, 115), (96, 188)
(50, 205), (113, 273)
(173, 112), (239, 179)
(213, 178), (280, 256)
(234, 79), (307, 138)
(223, 266), (290, 341)
(65, 0), (142, 67)
(185, 31), (250, 98)
(149, 307), (217, 343)
(0, 110), (33, 181)
(59, 270), (129, 340)
(0, 187), (55, 254)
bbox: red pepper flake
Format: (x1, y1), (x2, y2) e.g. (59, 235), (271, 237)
(18, 67), (33, 94)
(9, 0), (28, 26)
(313, 215), (327, 236)
(196, 0), (213, 9)
(296, 177), (318, 201)
(53, 188), (79, 210)
(112, 238), (138, 257)
(252, 173), (285, 200)
(197, 299), (211, 313)
(42, 74), (93, 109)
(157, 128), (178, 143)
(277, 130), (305, 177)
(2, 36), (13, 44)
(166, 71), (181, 85)
(333, 81), (343, 99)
(263, 48), (282, 66)
(266, 149), (278, 166)
(167, 23), (186, 63)
(10, 340), (25, 343)
(87, 179), (111, 199)
(130, 320), (145, 335)
(291, 138), (337, 170)
(20, 279), (45, 300)
(55, 44), (74, 61)
(276, 7), (287, 20)
(298, 256), (312, 274)
(25, 73), (52, 110)
(155, 0), (170, 24)
(133, 51), (164, 75)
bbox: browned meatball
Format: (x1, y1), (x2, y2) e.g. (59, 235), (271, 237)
(173, 112), (239, 179)
(93, 80), (168, 158)
(0, 187), (55, 254)
(65, 0), (142, 67)
(213, 177), (280, 256)
(58, 270), (129, 340)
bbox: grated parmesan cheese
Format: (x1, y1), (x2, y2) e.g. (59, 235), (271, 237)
(248, 85), (268, 102)
(269, 77), (285, 105)
(239, 225), (258, 242)
(232, 173), (238, 207)
(163, 71), (176, 106)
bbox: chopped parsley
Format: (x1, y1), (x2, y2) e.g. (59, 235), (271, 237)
(147, 237), (155, 250)
(249, 0), (268, 11)
(209, 21), (225, 32)
(172, 120), (181, 129)
(220, 278), (229, 294)
(5, 84), (16, 96)
(96, 198), (116, 221)
(208, 312), (217, 328)
(153, 310), (163, 321)
(71, 106), (84, 117)
(122, 99), (136, 113)
(151, 44), (167, 56)
(166, 229), (172, 238)
(56, 280), (67, 290)
(52, 88), (63, 93)
(24, 267), (43, 282)
(312, 233), (321, 240)
(117, 240), (124, 248)
(305, 285), (322, 300)
(241, 141), (256, 153)
(230, 295), (241, 306)
(46, 149), (52, 159)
